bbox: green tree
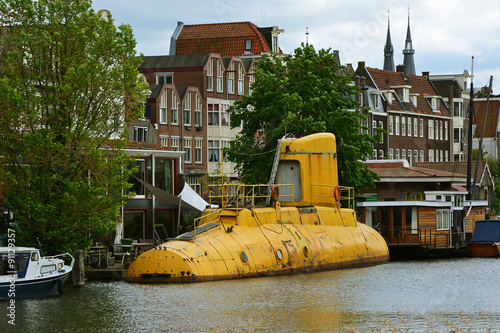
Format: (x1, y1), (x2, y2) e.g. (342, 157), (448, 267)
(228, 44), (380, 190)
(487, 156), (500, 215)
(0, 0), (148, 254)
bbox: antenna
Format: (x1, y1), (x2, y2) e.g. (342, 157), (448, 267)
(305, 27), (309, 46)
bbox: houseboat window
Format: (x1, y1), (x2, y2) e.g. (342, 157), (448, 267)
(31, 252), (39, 261)
(405, 207), (418, 234)
(154, 158), (172, 193)
(40, 264), (56, 274)
(124, 211), (145, 240)
(436, 209), (450, 230)
(393, 208), (403, 241)
(127, 159), (146, 196)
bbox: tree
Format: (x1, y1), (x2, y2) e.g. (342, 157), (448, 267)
(0, 0), (148, 254)
(227, 44), (381, 190)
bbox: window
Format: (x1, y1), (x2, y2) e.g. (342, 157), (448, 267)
(221, 110), (229, 126)
(171, 137), (179, 151)
(414, 118), (418, 137)
(408, 149), (412, 166)
(184, 92), (191, 126)
(428, 149), (434, 162)
(134, 127), (148, 142)
(216, 60), (223, 92)
(402, 149), (406, 161)
(444, 122), (448, 141)
(395, 116), (400, 135)
(438, 121), (442, 140)
(238, 63), (245, 94)
(228, 63), (235, 94)
(41, 264), (57, 274)
(208, 104), (219, 126)
(454, 101), (463, 117)
(155, 158), (172, 192)
(209, 140), (220, 162)
(249, 71), (255, 95)
(414, 150), (418, 165)
(207, 60), (213, 91)
(157, 73), (173, 85)
(389, 116), (393, 135)
(160, 135), (168, 147)
(195, 94), (202, 127)
(395, 149), (400, 159)
(127, 159), (146, 196)
(419, 150), (424, 162)
(373, 94), (379, 108)
(402, 117), (406, 136)
(171, 91), (178, 125)
(378, 121), (384, 143)
(160, 108), (167, 124)
(160, 89), (168, 124)
(379, 150), (384, 159)
(389, 148), (393, 159)
(428, 119), (434, 139)
(195, 138), (203, 164)
(436, 209), (450, 230)
(184, 138), (192, 164)
(186, 176), (201, 194)
(419, 118), (424, 137)
(407, 117), (412, 136)
(445, 150), (449, 162)
(221, 140), (230, 162)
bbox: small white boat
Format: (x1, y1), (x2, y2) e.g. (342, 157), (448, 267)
(0, 247), (74, 299)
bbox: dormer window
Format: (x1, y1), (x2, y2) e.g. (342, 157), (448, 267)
(244, 40), (252, 55)
(410, 93), (418, 106)
(271, 26), (284, 54)
(157, 73), (173, 85)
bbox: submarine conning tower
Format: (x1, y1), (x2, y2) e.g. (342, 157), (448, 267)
(274, 133), (342, 208)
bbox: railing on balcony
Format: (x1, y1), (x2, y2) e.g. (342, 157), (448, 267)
(380, 228), (474, 249)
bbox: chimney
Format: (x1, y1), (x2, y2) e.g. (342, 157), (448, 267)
(422, 71), (430, 79)
(358, 61), (366, 69)
(169, 21), (184, 55)
(396, 64), (406, 73)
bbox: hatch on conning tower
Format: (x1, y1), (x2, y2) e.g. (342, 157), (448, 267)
(273, 133), (340, 207)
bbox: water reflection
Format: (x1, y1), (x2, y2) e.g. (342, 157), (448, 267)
(1, 257), (499, 332)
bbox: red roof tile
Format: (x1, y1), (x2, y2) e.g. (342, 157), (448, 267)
(364, 67), (449, 116)
(175, 22), (272, 57)
(472, 99), (500, 138)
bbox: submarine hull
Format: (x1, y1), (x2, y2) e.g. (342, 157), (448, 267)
(125, 207), (389, 283)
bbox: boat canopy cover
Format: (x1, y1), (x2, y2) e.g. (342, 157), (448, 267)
(470, 220), (500, 242)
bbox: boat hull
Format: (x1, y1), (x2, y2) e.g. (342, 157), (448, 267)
(466, 242), (500, 258)
(0, 271), (70, 300)
(126, 207), (389, 283)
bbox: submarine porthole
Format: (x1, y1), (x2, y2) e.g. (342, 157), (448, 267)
(303, 246), (309, 257)
(276, 249), (283, 260)
(240, 252), (248, 262)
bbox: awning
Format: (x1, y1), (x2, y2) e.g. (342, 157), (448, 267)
(135, 177), (201, 211)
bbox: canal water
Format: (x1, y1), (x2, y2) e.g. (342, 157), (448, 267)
(1, 257), (499, 332)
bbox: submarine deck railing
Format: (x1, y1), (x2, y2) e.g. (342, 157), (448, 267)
(208, 184), (295, 210)
(311, 184), (355, 209)
(185, 184), (295, 239)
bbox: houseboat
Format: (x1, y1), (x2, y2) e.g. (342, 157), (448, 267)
(125, 133), (390, 283)
(467, 220), (500, 257)
(0, 247), (73, 299)
(357, 160), (489, 259)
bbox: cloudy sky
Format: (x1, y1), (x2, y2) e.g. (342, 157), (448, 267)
(92, 0), (500, 92)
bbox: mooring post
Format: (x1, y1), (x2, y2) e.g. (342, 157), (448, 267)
(73, 249), (85, 287)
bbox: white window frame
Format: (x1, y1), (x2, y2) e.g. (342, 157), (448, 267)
(184, 138), (192, 164)
(216, 60), (224, 92)
(395, 116), (400, 135)
(436, 209), (450, 230)
(171, 91), (178, 125)
(401, 117), (406, 136)
(171, 137), (179, 151)
(207, 60), (213, 91)
(195, 138), (203, 164)
(184, 92), (191, 126)
(389, 116), (393, 135)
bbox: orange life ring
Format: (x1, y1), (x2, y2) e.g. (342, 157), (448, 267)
(271, 185), (280, 202)
(333, 186), (341, 201)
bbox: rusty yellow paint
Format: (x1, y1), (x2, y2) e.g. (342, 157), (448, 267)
(125, 133), (389, 283)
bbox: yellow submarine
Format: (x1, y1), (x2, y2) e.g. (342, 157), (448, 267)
(125, 133), (389, 283)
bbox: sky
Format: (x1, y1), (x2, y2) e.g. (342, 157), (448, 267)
(91, 0), (500, 93)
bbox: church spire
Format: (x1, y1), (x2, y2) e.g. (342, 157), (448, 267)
(383, 10), (395, 71)
(402, 7), (415, 75)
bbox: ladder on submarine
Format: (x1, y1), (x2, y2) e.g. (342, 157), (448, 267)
(266, 139), (282, 205)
